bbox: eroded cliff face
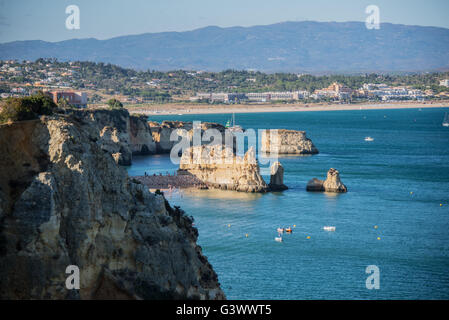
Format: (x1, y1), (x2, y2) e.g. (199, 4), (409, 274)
(0, 114), (225, 300)
(149, 121), (228, 154)
(261, 129), (319, 155)
(69, 109), (157, 165)
(129, 114), (157, 155)
(179, 145), (268, 193)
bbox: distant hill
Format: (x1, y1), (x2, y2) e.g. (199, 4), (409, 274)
(1, 21), (449, 73)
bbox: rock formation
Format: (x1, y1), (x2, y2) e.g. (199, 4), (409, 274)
(148, 120), (178, 154)
(69, 109), (157, 165)
(268, 162), (288, 191)
(149, 121), (229, 154)
(0, 113), (225, 300)
(306, 168), (347, 193)
(129, 114), (157, 155)
(261, 129), (319, 155)
(179, 145), (268, 193)
(306, 178), (325, 192)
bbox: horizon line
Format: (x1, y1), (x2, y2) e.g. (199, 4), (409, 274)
(1, 19), (448, 45)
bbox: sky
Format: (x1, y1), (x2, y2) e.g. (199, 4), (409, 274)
(0, 0), (448, 43)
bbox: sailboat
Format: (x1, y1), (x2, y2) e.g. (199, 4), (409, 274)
(443, 112), (449, 127)
(225, 113), (244, 133)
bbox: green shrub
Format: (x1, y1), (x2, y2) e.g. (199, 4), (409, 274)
(58, 97), (75, 109)
(0, 92), (57, 123)
(107, 98), (123, 109)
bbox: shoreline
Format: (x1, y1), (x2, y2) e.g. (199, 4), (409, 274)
(127, 101), (449, 116)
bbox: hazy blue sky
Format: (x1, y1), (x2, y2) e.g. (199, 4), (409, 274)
(1, 0), (448, 43)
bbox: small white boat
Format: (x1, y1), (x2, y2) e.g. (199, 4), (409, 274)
(226, 113), (244, 133)
(274, 236), (283, 242)
(323, 226), (336, 232)
(276, 228), (284, 234)
(443, 112), (449, 127)
(364, 137), (374, 142)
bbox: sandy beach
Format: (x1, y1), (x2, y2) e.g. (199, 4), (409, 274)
(127, 100), (449, 116)
(133, 173), (208, 190)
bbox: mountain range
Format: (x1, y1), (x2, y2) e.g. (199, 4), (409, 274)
(1, 21), (449, 73)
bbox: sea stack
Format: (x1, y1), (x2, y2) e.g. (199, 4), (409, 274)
(306, 168), (347, 193)
(261, 129), (319, 155)
(268, 162), (288, 191)
(179, 145), (269, 193)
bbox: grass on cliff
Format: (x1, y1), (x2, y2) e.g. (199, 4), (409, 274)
(0, 92), (58, 124)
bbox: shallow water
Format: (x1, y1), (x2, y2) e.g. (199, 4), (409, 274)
(128, 107), (449, 299)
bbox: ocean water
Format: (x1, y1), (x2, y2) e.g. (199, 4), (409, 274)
(127, 107), (449, 299)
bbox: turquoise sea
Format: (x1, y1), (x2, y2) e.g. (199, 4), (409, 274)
(127, 107), (449, 299)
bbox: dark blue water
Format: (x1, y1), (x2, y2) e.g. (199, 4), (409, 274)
(128, 108), (449, 299)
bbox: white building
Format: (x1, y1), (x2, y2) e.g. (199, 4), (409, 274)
(360, 83), (426, 100)
(247, 92), (270, 102)
(270, 92), (295, 100)
(247, 91), (309, 102)
(196, 90), (309, 103)
(195, 93), (231, 103)
(440, 79), (449, 87)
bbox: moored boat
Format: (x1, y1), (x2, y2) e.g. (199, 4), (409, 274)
(226, 113), (244, 133)
(443, 112), (449, 127)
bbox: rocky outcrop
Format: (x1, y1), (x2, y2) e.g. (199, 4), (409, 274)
(149, 121), (228, 154)
(261, 129), (319, 155)
(306, 178), (325, 192)
(268, 162), (288, 191)
(148, 121), (178, 154)
(179, 145), (268, 193)
(0, 114), (225, 300)
(306, 168), (347, 193)
(69, 109), (157, 165)
(129, 114), (157, 155)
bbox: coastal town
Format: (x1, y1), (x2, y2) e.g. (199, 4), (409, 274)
(191, 82), (435, 103)
(1, 59), (449, 110)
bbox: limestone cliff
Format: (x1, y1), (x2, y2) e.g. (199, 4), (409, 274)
(0, 114), (225, 300)
(261, 129), (319, 155)
(179, 145), (268, 193)
(306, 168), (347, 193)
(149, 121), (228, 154)
(69, 109), (157, 165)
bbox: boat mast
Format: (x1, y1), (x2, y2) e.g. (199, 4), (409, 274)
(443, 112), (449, 125)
